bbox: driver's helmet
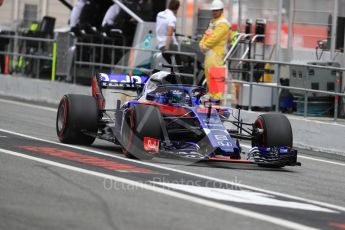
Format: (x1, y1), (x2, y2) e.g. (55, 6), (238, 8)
(144, 71), (170, 94)
(167, 90), (185, 104)
(199, 94), (210, 105)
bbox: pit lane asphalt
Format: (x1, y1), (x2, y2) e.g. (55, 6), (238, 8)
(1, 98), (345, 230)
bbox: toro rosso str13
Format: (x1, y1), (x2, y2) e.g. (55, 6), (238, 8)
(56, 67), (301, 167)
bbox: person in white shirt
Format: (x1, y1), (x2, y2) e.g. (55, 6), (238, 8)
(155, 0), (180, 64)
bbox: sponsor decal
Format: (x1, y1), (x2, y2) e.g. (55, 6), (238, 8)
(217, 141), (233, 147)
(100, 73), (110, 81)
(100, 73), (148, 85)
(144, 137), (159, 153)
(214, 134), (233, 147)
(215, 134), (228, 141)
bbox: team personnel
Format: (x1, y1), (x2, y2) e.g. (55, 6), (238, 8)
(155, 0), (180, 64)
(199, 0), (230, 100)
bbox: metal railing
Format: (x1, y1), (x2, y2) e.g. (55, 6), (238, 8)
(0, 34), (57, 80)
(227, 57), (345, 121)
(0, 33), (198, 85)
(73, 40), (198, 84)
(223, 33), (252, 63)
(236, 34), (266, 74)
(3, 33), (345, 121)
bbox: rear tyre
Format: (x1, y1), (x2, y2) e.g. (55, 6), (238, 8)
(56, 94), (98, 145)
(121, 104), (163, 160)
(252, 113), (293, 147)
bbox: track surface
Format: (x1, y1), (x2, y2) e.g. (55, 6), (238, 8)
(1, 97), (345, 230)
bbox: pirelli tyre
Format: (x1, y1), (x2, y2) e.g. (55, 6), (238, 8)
(56, 94), (98, 145)
(121, 104), (163, 160)
(252, 113), (293, 148)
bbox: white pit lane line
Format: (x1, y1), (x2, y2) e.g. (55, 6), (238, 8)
(1, 127), (345, 215)
(297, 155), (345, 167)
(152, 182), (336, 213)
(0, 147), (320, 230)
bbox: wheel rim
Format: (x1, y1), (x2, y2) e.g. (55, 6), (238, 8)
(57, 98), (68, 137)
(254, 118), (265, 146)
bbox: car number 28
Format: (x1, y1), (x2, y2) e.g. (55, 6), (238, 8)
(215, 135), (233, 147)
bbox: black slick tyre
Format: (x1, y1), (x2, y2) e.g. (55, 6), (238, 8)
(56, 94), (98, 145)
(252, 113), (293, 148)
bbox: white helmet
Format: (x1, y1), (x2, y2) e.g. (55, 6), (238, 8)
(210, 0), (224, 10)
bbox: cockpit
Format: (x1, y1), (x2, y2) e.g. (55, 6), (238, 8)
(140, 70), (207, 107)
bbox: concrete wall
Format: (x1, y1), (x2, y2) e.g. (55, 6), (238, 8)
(0, 75), (90, 104)
(1, 74), (345, 156)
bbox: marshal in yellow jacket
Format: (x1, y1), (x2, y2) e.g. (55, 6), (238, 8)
(199, 14), (230, 99)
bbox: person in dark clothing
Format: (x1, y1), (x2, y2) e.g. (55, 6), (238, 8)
(70, 0), (113, 32)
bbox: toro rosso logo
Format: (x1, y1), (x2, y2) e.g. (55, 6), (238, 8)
(100, 73), (148, 84)
(144, 137), (159, 153)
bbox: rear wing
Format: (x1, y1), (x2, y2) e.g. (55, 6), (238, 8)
(93, 73), (150, 111)
(99, 73), (149, 89)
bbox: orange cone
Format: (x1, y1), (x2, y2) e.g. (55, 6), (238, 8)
(208, 66), (226, 100)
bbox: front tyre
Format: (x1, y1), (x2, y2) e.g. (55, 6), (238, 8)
(252, 113), (293, 147)
(252, 113), (293, 168)
(56, 94), (98, 145)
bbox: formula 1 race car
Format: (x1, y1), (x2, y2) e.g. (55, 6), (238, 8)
(56, 66), (301, 167)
